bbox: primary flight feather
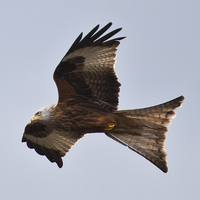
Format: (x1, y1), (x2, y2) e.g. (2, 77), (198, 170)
(22, 22), (184, 172)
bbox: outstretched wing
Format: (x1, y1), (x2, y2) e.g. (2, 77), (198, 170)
(22, 122), (84, 168)
(53, 22), (125, 112)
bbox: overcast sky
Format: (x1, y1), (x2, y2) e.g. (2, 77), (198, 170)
(1, 1), (200, 200)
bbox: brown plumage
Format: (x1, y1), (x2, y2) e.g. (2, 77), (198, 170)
(22, 22), (184, 172)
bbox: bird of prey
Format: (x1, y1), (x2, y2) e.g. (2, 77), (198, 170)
(22, 22), (184, 173)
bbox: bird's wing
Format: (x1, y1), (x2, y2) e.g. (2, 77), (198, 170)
(22, 122), (84, 168)
(53, 22), (125, 112)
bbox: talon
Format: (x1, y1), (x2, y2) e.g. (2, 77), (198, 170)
(104, 123), (115, 131)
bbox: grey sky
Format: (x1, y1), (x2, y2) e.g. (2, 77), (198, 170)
(1, 1), (199, 200)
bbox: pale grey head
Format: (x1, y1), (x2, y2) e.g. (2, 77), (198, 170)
(31, 104), (55, 125)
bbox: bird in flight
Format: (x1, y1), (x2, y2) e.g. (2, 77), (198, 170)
(22, 22), (184, 173)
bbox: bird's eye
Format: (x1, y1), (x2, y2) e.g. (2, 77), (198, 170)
(35, 111), (41, 116)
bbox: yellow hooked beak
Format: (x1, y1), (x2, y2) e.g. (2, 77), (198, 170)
(31, 115), (41, 121)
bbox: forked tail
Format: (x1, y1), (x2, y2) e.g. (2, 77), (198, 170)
(105, 95), (184, 172)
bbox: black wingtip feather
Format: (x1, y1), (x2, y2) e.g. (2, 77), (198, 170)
(79, 24), (100, 45)
(65, 32), (83, 56)
(93, 28), (123, 45)
(178, 95), (185, 101)
(23, 138), (63, 168)
(64, 22), (124, 56)
(171, 95), (185, 109)
(89, 22), (113, 42)
(21, 136), (26, 142)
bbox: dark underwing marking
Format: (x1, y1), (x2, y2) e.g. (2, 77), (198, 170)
(54, 56), (85, 78)
(23, 122), (50, 138)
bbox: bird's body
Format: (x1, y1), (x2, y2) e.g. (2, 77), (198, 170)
(22, 22), (184, 172)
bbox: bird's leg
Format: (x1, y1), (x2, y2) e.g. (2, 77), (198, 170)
(104, 123), (115, 130)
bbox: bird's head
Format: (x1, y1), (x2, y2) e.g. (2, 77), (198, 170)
(31, 105), (55, 124)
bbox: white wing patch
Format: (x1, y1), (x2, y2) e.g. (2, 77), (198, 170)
(23, 130), (82, 157)
(63, 44), (117, 69)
